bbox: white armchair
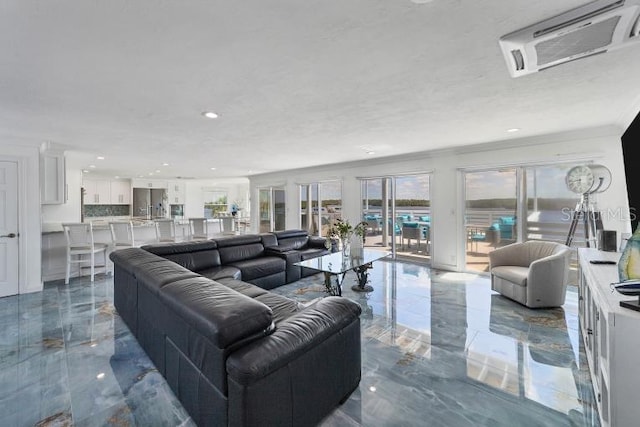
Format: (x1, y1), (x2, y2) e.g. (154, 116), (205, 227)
(488, 240), (572, 308)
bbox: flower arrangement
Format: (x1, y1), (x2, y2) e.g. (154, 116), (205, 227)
(327, 218), (368, 242)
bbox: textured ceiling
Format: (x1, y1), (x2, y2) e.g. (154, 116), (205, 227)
(2, 0), (640, 180)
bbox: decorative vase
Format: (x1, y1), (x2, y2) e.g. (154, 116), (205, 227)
(618, 227), (640, 281)
(341, 236), (351, 258)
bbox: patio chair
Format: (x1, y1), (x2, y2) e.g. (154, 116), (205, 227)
(402, 223), (423, 251)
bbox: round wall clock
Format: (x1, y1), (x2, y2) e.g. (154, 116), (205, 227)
(589, 164), (612, 193)
(565, 165), (595, 194)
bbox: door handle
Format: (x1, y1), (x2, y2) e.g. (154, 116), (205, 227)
(0, 233), (17, 238)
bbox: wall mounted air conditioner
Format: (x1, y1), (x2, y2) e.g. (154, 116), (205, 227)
(499, 0), (640, 77)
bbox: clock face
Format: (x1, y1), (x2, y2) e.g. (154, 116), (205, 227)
(566, 165), (595, 194)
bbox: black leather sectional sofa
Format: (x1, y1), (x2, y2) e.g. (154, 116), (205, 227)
(109, 229), (362, 427)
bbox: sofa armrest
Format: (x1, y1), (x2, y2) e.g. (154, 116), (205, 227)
(263, 246), (288, 255)
(226, 297), (361, 385)
(308, 236), (329, 250)
(264, 247), (302, 283)
(528, 250), (570, 288)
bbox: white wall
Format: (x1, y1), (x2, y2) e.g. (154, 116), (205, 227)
(1, 143), (42, 293)
(184, 179), (250, 218)
(250, 126), (631, 272)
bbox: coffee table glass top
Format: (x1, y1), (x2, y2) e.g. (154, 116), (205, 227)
(295, 248), (391, 274)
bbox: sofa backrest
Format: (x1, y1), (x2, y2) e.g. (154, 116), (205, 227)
(216, 234), (266, 264)
(273, 229), (310, 250)
(142, 240), (222, 272)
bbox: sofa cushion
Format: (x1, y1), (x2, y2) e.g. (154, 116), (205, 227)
(491, 265), (528, 287)
(217, 237), (266, 264)
(274, 236), (309, 251)
(229, 257), (286, 281)
(159, 277), (274, 349)
(253, 293), (304, 324)
(142, 240), (222, 271)
(135, 260), (201, 296)
(273, 229), (308, 240)
(217, 278), (269, 298)
(143, 240), (218, 255)
(273, 230), (310, 250)
(109, 247), (164, 275)
(199, 266), (242, 281)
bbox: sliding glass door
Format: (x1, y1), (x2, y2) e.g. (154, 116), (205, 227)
(463, 163), (586, 275)
(361, 178), (394, 250)
(299, 181), (342, 237)
(259, 187), (286, 233)
(360, 174), (431, 262)
(464, 169), (518, 272)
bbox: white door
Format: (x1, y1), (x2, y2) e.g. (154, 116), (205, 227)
(0, 161), (19, 297)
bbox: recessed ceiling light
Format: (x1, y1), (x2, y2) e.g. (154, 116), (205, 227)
(89, 164), (96, 168)
(138, 175), (144, 178)
(155, 170), (160, 173)
(114, 176), (119, 179)
(96, 156), (105, 160)
(83, 170), (90, 173)
(148, 172), (153, 175)
(96, 373), (105, 380)
(162, 163), (169, 166)
(202, 111), (218, 119)
(210, 167), (216, 170)
(507, 128), (520, 133)
(367, 151), (376, 155)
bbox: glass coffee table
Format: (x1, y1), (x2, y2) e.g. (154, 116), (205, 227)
(295, 248), (391, 296)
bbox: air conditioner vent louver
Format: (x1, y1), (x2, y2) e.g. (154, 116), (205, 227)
(533, 0), (625, 37)
(511, 50), (525, 70)
(499, 0), (640, 77)
(631, 14), (640, 36)
(535, 16), (620, 66)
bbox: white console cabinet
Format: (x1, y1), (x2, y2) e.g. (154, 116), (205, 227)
(578, 248), (640, 427)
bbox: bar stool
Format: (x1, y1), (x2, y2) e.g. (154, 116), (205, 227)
(188, 217), (209, 240)
(109, 221), (136, 249)
(62, 222), (109, 284)
(154, 219), (176, 242)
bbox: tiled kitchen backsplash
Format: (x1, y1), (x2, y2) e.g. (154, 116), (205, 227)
(84, 205), (131, 217)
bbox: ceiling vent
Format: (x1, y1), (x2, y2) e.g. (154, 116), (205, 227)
(499, 0), (640, 77)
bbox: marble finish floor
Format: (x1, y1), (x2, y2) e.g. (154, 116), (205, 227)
(0, 261), (599, 426)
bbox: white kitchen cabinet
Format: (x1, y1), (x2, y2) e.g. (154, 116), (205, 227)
(83, 179), (131, 205)
(167, 181), (185, 204)
(131, 179), (168, 189)
(83, 179), (111, 205)
(110, 180), (131, 205)
(40, 151), (66, 204)
(578, 248), (640, 427)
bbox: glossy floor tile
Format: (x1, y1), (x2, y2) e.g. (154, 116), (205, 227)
(0, 261), (599, 426)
